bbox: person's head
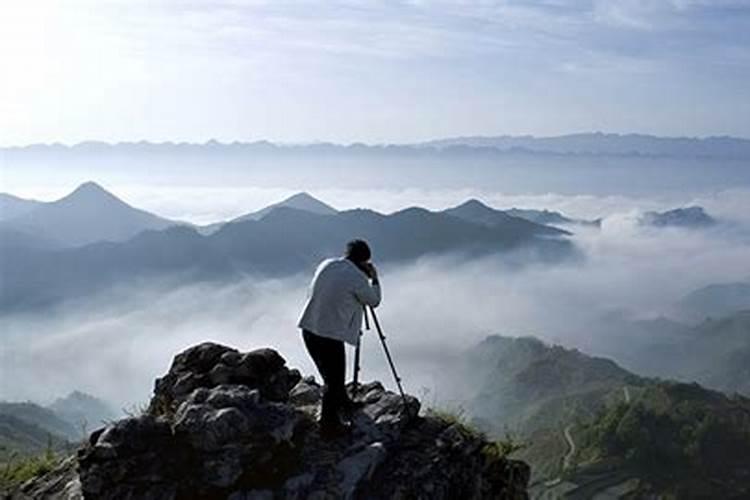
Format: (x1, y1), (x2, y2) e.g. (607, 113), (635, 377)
(345, 239), (371, 264)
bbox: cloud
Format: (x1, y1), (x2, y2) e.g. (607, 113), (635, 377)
(2, 192), (749, 412)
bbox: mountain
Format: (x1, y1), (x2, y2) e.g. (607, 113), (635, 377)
(595, 309), (750, 397)
(504, 208), (601, 228)
(419, 133), (750, 159)
(0, 181), (187, 249)
(677, 281), (750, 321)
(0, 193), (43, 221)
(639, 206), (717, 228)
(565, 382), (750, 499)
(678, 311), (750, 396)
(434, 334), (750, 498)
(236, 192), (337, 221)
(0, 226), (60, 251)
(7, 134), (750, 159)
(199, 192), (338, 235)
(11, 342), (530, 499)
(0, 402), (79, 460)
(443, 199), (570, 237)
(432, 335), (638, 484)
(47, 391), (117, 431)
(0, 204), (576, 313)
(442, 336), (634, 434)
(6, 138), (750, 197)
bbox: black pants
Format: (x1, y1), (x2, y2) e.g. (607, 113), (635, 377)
(302, 329), (347, 425)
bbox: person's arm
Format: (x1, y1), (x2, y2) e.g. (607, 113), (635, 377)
(353, 265), (381, 307)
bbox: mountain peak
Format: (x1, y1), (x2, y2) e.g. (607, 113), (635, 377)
(64, 181), (121, 204)
(231, 191), (337, 223)
(20, 342), (530, 498)
(285, 191), (316, 201)
(279, 191), (337, 213)
(456, 198), (492, 210)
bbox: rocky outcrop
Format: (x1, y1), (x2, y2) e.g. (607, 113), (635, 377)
(11, 342), (530, 499)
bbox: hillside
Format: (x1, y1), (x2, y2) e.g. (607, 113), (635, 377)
(601, 310), (750, 397)
(445, 336), (635, 433)
(0, 403), (78, 461)
(0, 182), (185, 249)
(0, 194), (43, 221)
(677, 281), (750, 321)
(7, 342), (530, 499)
(434, 334), (750, 498)
(565, 382), (750, 499)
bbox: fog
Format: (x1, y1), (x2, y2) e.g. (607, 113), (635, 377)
(2, 187), (749, 413)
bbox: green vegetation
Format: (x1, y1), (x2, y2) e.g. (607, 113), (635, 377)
(481, 432), (527, 459)
(425, 403), (483, 437)
(0, 441), (63, 491)
(424, 403), (527, 458)
(574, 381), (750, 496)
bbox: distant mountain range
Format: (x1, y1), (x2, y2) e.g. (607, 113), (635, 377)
(418, 132), (750, 159)
(0, 183), (576, 313)
(4, 133), (750, 159)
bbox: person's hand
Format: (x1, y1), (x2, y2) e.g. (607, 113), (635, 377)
(361, 262), (378, 280)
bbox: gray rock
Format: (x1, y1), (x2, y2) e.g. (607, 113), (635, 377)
(16, 342), (529, 499)
(289, 377), (322, 406)
(335, 441), (386, 499)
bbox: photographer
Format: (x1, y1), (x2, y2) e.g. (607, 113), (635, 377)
(297, 239), (381, 439)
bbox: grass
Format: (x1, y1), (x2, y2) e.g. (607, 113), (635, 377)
(0, 445), (62, 491)
(121, 400), (150, 419)
(420, 395), (528, 459)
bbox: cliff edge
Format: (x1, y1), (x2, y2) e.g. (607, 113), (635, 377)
(10, 342), (529, 499)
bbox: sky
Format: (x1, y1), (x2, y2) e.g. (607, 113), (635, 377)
(1, 0), (749, 145)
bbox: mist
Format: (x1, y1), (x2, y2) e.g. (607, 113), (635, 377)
(2, 187), (749, 413)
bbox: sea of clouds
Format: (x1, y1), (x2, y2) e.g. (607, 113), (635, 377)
(2, 185), (750, 413)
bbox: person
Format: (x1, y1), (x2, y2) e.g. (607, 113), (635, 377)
(297, 239), (381, 439)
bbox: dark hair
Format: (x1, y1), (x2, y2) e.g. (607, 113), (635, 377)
(345, 239), (371, 263)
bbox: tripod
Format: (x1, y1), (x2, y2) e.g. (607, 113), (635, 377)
(352, 305), (415, 421)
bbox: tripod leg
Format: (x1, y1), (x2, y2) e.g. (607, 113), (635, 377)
(352, 306), (369, 397)
(368, 306), (416, 421)
(352, 333), (361, 395)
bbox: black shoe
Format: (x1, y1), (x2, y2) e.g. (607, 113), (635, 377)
(320, 420), (352, 440)
(340, 401), (365, 423)
(342, 397), (366, 415)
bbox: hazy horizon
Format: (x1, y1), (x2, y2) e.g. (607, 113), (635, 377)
(4, 130), (750, 149)
(2, 2), (749, 146)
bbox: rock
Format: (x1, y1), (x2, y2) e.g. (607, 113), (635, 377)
(13, 342), (529, 499)
(149, 342), (301, 416)
(11, 456), (82, 500)
(335, 442), (387, 499)
(288, 376), (322, 406)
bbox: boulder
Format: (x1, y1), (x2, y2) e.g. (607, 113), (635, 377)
(12, 342), (529, 499)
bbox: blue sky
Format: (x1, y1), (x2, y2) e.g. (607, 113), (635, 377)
(1, 0), (748, 145)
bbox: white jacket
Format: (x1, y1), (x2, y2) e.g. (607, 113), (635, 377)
(297, 257), (382, 346)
